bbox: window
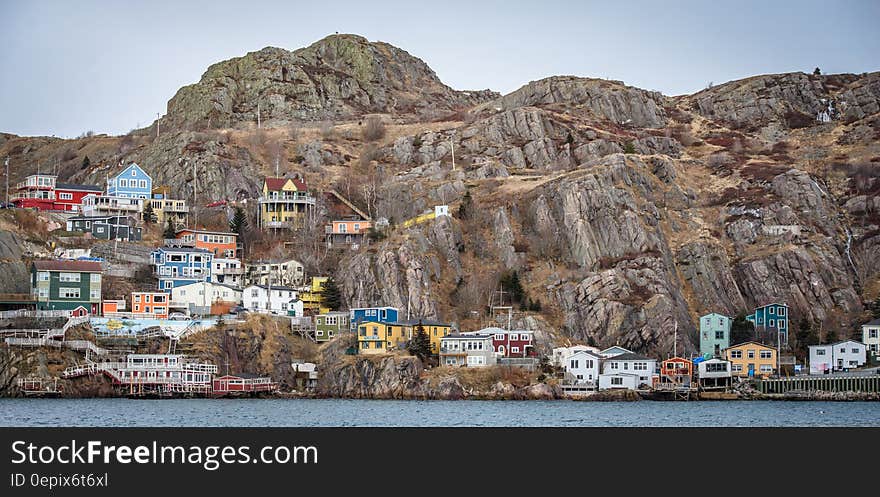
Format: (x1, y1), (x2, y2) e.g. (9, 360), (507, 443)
(90, 273), (100, 283)
(59, 192), (73, 200)
(610, 362), (618, 370)
(37, 272), (49, 281)
(816, 349), (826, 356)
(59, 273), (81, 282)
(852, 348), (859, 354)
(611, 377), (623, 386)
(511, 346), (519, 353)
(510, 334), (518, 341)
(759, 365), (773, 373)
(38, 288), (48, 298)
(732, 364), (743, 372)
(747, 350), (755, 359)
(730, 350), (742, 359)
(60, 287), (80, 299)
(849, 361), (858, 366)
(706, 362), (727, 373)
(760, 351), (772, 359)
(715, 331), (725, 340)
(779, 308), (786, 317)
(870, 330), (878, 339)
(768, 319), (775, 327)
(769, 307), (775, 315)
(139, 180), (147, 188)
(90, 289), (99, 299)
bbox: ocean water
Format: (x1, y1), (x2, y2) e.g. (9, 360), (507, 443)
(1, 398), (879, 427)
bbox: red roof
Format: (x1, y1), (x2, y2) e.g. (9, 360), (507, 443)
(265, 177), (307, 192)
(33, 260), (103, 272)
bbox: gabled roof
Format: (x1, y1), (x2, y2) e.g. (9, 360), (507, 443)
(607, 352), (654, 361)
(33, 260), (102, 272)
(811, 340), (865, 348)
(264, 176), (307, 192)
(176, 229), (237, 237)
(568, 349), (603, 359)
(55, 183), (102, 192)
(155, 246), (212, 254)
(863, 318), (880, 327)
(726, 341), (775, 350)
(246, 284), (298, 292)
(394, 319), (451, 327)
(113, 162), (151, 180)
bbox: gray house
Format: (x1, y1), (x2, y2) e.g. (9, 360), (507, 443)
(66, 215), (142, 241)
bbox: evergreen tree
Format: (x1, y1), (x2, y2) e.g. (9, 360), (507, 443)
(321, 277), (342, 311)
(163, 217), (176, 239)
(229, 206), (248, 236)
(823, 326), (839, 344)
(813, 67), (822, 76)
(499, 270), (525, 304)
(729, 314), (755, 346)
(457, 189), (473, 220)
(142, 202), (157, 224)
(407, 320), (433, 360)
(794, 317), (819, 360)
(870, 297), (880, 320)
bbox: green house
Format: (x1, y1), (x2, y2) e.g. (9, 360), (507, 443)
(31, 260), (103, 314)
(699, 312), (732, 358)
(314, 311), (349, 342)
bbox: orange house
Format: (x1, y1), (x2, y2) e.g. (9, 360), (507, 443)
(131, 292), (170, 319)
(657, 357), (693, 387)
(175, 229), (239, 258)
(326, 218), (373, 247)
(101, 299), (125, 315)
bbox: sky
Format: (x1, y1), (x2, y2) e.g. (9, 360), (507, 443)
(1, 0), (878, 138)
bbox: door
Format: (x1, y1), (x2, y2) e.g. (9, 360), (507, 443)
(747, 364), (755, 377)
(836, 359), (843, 370)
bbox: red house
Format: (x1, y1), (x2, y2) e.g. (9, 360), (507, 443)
(656, 357), (693, 388)
(478, 328), (536, 358)
(212, 374), (277, 395)
(53, 183), (103, 211)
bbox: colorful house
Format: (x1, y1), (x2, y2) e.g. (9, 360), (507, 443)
(66, 214), (142, 241)
(31, 260), (102, 314)
(258, 176), (315, 229)
(657, 357), (693, 388)
(699, 313), (731, 358)
(724, 341), (777, 378)
(80, 194), (144, 217)
(746, 303), (789, 344)
(210, 258), (244, 287)
(300, 276), (330, 315)
(326, 218), (373, 248)
(12, 174), (56, 210)
(395, 319), (452, 354)
(107, 162), (152, 199)
(350, 306), (399, 332)
(147, 189), (188, 228)
(315, 311), (349, 342)
(150, 246), (214, 291)
(53, 183), (103, 211)
(472, 327), (535, 358)
(130, 291), (170, 319)
(101, 299), (125, 315)
(175, 229), (239, 258)
(357, 321), (400, 355)
(245, 258), (305, 287)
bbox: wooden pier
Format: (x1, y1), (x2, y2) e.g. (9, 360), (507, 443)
(757, 375), (880, 394)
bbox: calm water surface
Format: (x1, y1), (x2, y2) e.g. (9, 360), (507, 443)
(1, 398), (879, 427)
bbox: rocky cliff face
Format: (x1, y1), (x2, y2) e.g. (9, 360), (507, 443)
(164, 34), (498, 130)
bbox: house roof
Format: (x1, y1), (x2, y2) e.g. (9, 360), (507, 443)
(443, 333), (493, 340)
(55, 183), (102, 192)
(811, 340), (865, 348)
(174, 281), (242, 292)
(33, 260), (102, 272)
(394, 319), (451, 327)
(155, 246), (212, 254)
(607, 352), (653, 361)
(569, 349), (603, 359)
(863, 318), (880, 327)
(600, 346), (635, 355)
(727, 341), (775, 350)
(265, 176), (307, 192)
(176, 229), (237, 237)
(68, 214), (135, 221)
(217, 373), (266, 380)
(247, 284), (298, 292)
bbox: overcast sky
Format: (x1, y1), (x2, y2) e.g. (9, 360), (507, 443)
(1, 0), (878, 138)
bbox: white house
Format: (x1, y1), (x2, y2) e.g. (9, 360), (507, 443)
(211, 258), (243, 288)
(243, 284), (299, 315)
(170, 281), (242, 315)
(598, 372), (641, 390)
(862, 319), (880, 360)
(599, 346), (635, 358)
(563, 350), (602, 386)
(439, 333), (496, 368)
(245, 259), (305, 287)
(601, 353), (656, 389)
(697, 358), (733, 389)
(552, 344), (602, 367)
(809, 340), (867, 374)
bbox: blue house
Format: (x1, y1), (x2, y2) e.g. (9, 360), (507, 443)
(349, 306), (399, 333)
(746, 302), (790, 343)
(699, 313), (731, 358)
(107, 163), (152, 199)
(150, 246), (214, 291)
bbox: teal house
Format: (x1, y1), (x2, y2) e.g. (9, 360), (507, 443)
(699, 313), (731, 358)
(31, 260), (103, 314)
(746, 302), (789, 344)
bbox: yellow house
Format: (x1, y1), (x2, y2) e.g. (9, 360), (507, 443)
(300, 276), (329, 314)
(724, 341), (777, 378)
(357, 320), (454, 355)
(396, 320), (453, 354)
(258, 177), (315, 230)
(357, 321), (398, 355)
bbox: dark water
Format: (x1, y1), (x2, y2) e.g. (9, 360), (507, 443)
(1, 398), (879, 427)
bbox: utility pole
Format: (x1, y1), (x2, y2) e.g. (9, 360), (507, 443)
(673, 320), (678, 358)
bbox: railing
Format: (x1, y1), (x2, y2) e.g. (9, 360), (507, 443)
(359, 335), (385, 341)
(103, 312), (166, 320)
(0, 293), (37, 302)
(0, 309), (69, 318)
(264, 221), (292, 229)
(258, 193), (315, 203)
(163, 239), (195, 247)
(214, 267), (244, 275)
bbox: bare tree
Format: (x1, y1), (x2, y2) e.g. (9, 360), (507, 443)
(362, 116), (386, 142)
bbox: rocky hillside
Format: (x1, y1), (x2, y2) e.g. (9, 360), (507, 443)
(2, 34), (878, 357)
